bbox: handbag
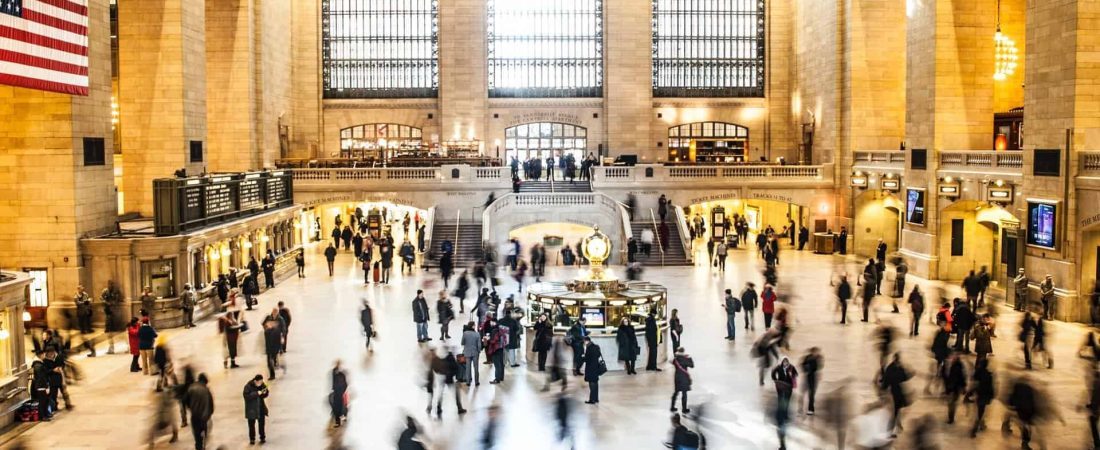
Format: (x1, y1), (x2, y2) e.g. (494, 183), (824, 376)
(597, 357), (608, 376)
(238, 320), (250, 333)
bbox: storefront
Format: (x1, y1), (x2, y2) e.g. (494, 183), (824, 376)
(0, 272), (30, 428)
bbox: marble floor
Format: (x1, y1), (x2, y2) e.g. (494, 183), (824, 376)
(5, 241), (1098, 450)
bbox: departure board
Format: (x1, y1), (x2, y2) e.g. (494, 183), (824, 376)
(154, 171), (294, 235)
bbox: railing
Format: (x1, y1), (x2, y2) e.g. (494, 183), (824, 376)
(649, 208), (666, 266)
(293, 168), (441, 182)
(938, 150), (1023, 170)
(453, 210), (461, 264)
(672, 204), (694, 264)
(475, 167), (508, 180)
(482, 192), (632, 264)
(419, 206), (435, 263)
(1081, 152), (1100, 175)
(853, 150), (906, 165)
(606, 195), (634, 265)
(592, 164), (830, 187)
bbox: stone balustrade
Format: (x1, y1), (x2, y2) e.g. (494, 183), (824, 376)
(592, 163), (832, 187)
(1081, 152), (1100, 175)
(852, 150), (906, 170)
(938, 150), (1023, 173)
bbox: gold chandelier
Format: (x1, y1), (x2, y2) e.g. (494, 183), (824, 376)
(993, 0), (1018, 81)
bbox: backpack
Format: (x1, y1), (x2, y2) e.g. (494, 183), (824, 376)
(732, 298), (742, 313)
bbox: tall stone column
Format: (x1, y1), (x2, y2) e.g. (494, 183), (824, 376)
(118, 0), (208, 216)
(901, 0), (996, 278)
(1022, 0), (1100, 320)
(205, 0), (257, 172)
(439, 0), (488, 145)
(0, 0), (117, 327)
(604, 0), (652, 159)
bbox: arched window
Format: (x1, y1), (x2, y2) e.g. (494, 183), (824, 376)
(667, 122), (750, 163)
(652, 0), (766, 97)
(340, 124), (424, 159)
(504, 122), (587, 162)
(321, 0), (439, 98)
(488, 0), (603, 97)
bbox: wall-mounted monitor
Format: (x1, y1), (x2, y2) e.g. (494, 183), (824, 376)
(581, 308), (605, 327)
(1026, 200), (1058, 249)
(906, 188), (926, 225)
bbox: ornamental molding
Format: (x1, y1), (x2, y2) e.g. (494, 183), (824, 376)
(323, 99), (439, 110)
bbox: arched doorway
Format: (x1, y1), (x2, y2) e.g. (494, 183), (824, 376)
(508, 223), (596, 266)
(684, 197), (808, 250)
(937, 200), (1020, 283)
(504, 122), (587, 163)
(853, 190), (903, 257)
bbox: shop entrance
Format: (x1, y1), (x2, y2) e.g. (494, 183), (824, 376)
(684, 198), (808, 248)
(1081, 226), (1100, 307)
(853, 190), (903, 257)
(320, 201), (429, 246)
(937, 200), (1020, 284)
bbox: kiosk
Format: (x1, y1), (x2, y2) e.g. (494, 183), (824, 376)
(526, 227), (670, 371)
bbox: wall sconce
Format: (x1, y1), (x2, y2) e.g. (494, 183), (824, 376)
(242, 241), (253, 249)
(0, 321), (9, 340)
(818, 203), (829, 213)
(938, 184), (960, 198)
(21, 311), (30, 322)
(987, 183), (1013, 203)
(260, 235), (270, 243)
(881, 179), (901, 192)
(221, 247), (232, 257)
(850, 171), (868, 188)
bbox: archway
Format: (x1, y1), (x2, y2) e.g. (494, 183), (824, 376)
(508, 222), (596, 267)
(937, 200), (1020, 283)
(853, 190), (903, 258)
(339, 123), (424, 159)
(317, 200), (430, 248)
(667, 121), (750, 163)
(1080, 224), (1100, 312)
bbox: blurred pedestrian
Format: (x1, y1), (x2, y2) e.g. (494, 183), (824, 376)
(616, 317), (639, 375)
(879, 354), (912, 436)
(437, 291), (455, 341)
(670, 309), (684, 351)
(740, 284), (758, 331)
(186, 374), (214, 450)
(800, 347), (822, 415)
(645, 311), (662, 372)
(127, 317), (141, 372)
(670, 347), (694, 413)
(943, 352), (966, 424)
(582, 337), (604, 404)
(461, 322), (481, 385)
(907, 286), (925, 336)
(968, 357), (994, 437)
(533, 314), (553, 371)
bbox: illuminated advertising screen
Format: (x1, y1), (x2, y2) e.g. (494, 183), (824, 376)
(581, 308), (605, 327)
(1026, 201), (1057, 249)
(905, 188), (926, 225)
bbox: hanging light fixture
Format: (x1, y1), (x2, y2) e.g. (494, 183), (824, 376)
(993, 0), (1019, 81)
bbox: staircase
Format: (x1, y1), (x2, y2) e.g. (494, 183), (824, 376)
(518, 179), (592, 193)
(629, 221), (693, 266)
(423, 221), (484, 270)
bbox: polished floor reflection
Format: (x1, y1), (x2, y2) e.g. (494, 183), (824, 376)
(6, 241), (1097, 449)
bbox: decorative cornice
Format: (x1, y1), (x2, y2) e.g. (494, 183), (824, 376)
(652, 99), (766, 108)
(323, 99), (439, 110)
(488, 98), (604, 109)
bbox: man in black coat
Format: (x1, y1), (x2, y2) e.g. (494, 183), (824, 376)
(567, 318), (588, 375)
(262, 251), (276, 289)
(243, 375), (269, 445)
(798, 226), (810, 251)
(952, 300), (975, 352)
(581, 338), (603, 404)
(324, 243), (337, 276)
(645, 311), (662, 372)
(412, 290), (430, 343)
(962, 270), (982, 310)
(263, 319), (283, 379)
(186, 374), (214, 450)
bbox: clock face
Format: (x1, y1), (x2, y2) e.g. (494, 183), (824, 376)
(586, 237), (608, 260)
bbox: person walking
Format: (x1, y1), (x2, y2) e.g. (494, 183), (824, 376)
(243, 374), (269, 445)
(969, 358), (995, 438)
(1020, 312), (1036, 369)
(74, 285), (93, 335)
(499, 308), (522, 367)
(1033, 316), (1052, 369)
(670, 347), (695, 413)
(715, 240), (728, 271)
(533, 314), (553, 371)
(581, 337), (604, 405)
(138, 319), (158, 376)
(879, 354), (912, 436)
(185, 373), (214, 450)
(324, 243), (337, 277)
(800, 347), (823, 415)
(486, 317), (508, 384)
(412, 290), (431, 343)
(952, 300), (975, 353)
(360, 301), (375, 351)
(835, 274), (852, 324)
(723, 288), (741, 340)
(761, 284), (777, 329)
(741, 283), (758, 330)
(860, 271), (876, 322)
(263, 318), (283, 380)
(616, 317), (639, 375)
(436, 291), (455, 341)
(944, 352), (966, 424)
(277, 301), (292, 352)
(971, 317), (993, 361)
(461, 322), (482, 386)
(218, 311), (242, 368)
(645, 311), (662, 372)
(962, 270), (981, 311)
(241, 275), (259, 310)
(1087, 368), (1100, 449)
(669, 309), (683, 354)
(330, 361), (349, 427)
(907, 286), (925, 336)
(261, 251), (275, 289)
(772, 356), (798, 449)
(568, 317), (588, 375)
(294, 251), (305, 278)
(127, 318), (141, 372)
(894, 259), (908, 298)
(380, 240), (394, 283)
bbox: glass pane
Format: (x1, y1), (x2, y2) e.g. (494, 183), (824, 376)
(669, 126), (679, 137)
(540, 123), (552, 137)
(506, 138), (516, 149)
(506, 127), (517, 137)
(552, 123), (564, 136)
(412, 128), (422, 138)
(518, 125), (529, 137)
(577, 127), (587, 137)
(564, 125), (575, 136)
(703, 123), (714, 137)
(517, 139), (528, 149)
(652, 0), (764, 95)
(691, 123), (702, 136)
(552, 139), (563, 148)
(540, 138), (551, 148)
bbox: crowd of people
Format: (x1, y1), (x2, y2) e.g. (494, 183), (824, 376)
(19, 205), (1100, 450)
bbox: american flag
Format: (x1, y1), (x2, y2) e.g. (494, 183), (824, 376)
(0, 0), (89, 95)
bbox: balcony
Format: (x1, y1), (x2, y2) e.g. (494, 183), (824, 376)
(852, 150), (906, 171)
(290, 166), (510, 191)
(592, 163), (833, 188)
(1081, 152), (1100, 176)
(937, 150), (1023, 177)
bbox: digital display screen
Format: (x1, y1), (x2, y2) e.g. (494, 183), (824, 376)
(1026, 201), (1057, 249)
(581, 308), (605, 327)
(906, 188), (925, 225)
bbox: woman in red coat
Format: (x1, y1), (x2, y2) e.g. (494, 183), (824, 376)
(761, 285), (777, 329)
(127, 317), (141, 372)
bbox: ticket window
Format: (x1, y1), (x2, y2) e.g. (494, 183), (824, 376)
(141, 259), (177, 298)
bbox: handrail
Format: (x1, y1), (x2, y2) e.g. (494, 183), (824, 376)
(453, 209), (461, 263)
(649, 208), (666, 266)
(615, 198), (632, 265)
(671, 204), (694, 264)
(419, 206), (436, 263)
